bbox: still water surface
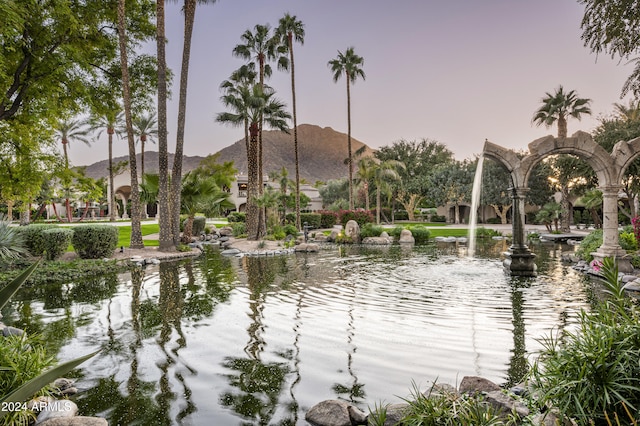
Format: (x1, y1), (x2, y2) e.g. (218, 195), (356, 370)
(6, 241), (593, 425)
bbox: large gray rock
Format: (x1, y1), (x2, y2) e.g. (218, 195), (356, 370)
(344, 220), (360, 242)
(295, 243), (319, 252)
(380, 403), (410, 426)
(305, 400), (351, 426)
(459, 376), (501, 394)
(35, 400), (78, 423)
(398, 229), (415, 244)
(484, 390), (529, 418)
(362, 236), (392, 245)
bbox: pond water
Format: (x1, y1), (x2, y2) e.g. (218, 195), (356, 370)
(4, 240), (594, 425)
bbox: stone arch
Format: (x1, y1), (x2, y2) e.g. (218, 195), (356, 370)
(482, 131), (631, 275)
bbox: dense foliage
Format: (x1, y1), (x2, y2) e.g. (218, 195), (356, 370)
(71, 225), (119, 259)
(41, 228), (73, 261)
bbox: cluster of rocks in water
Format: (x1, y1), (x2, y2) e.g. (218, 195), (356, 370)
(305, 376), (561, 426)
(562, 253), (640, 292)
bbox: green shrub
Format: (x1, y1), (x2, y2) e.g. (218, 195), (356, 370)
(41, 228), (73, 261)
(283, 224), (298, 237)
(300, 213), (322, 229)
(268, 225), (286, 240)
(227, 212), (246, 223)
(619, 230), (638, 251)
(15, 224), (57, 256)
(394, 210), (409, 221)
(430, 214), (446, 223)
(230, 222), (246, 237)
(408, 226), (430, 244)
(285, 213), (295, 225)
(72, 225), (118, 259)
(388, 226), (404, 239)
(576, 229), (603, 262)
(339, 209), (373, 227)
(360, 223), (383, 239)
(191, 216), (206, 237)
(475, 227), (501, 238)
(0, 214), (27, 261)
(486, 217), (502, 224)
(319, 211), (338, 228)
(530, 257), (640, 424)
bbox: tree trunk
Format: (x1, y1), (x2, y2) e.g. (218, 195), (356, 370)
(117, 0), (144, 249)
(346, 77), (353, 210)
(170, 0), (196, 246)
(490, 204), (511, 224)
(289, 34), (301, 231)
(558, 115), (567, 138)
(156, 0), (174, 252)
(108, 129), (116, 221)
(376, 186), (381, 225)
(181, 215), (194, 243)
(246, 123), (260, 240)
(560, 184), (571, 233)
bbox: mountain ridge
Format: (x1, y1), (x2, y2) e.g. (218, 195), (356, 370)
(81, 124), (375, 183)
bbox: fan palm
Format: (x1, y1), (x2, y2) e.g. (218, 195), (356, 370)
(87, 111), (123, 221)
(328, 47), (366, 210)
(217, 83), (290, 240)
(132, 112), (158, 182)
(532, 85), (591, 138)
(55, 119), (91, 170)
(180, 171), (231, 242)
(275, 13), (305, 230)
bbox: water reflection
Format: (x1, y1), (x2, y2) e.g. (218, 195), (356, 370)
(3, 241), (594, 425)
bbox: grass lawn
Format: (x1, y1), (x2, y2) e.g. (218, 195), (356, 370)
(117, 224), (160, 247)
(426, 228), (470, 238)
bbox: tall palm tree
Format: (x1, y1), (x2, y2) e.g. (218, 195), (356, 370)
(117, 0), (144, 249)
(233, 24), (285, 229)
(217, 83), (291, 240)
(328, 47), (366, 210)
(132, 112), (158, 182)
(533, 86), (591, 232)
(220, 65), (258, 155)
(87, 111), (123, 221)
(275, 13), (305, 231)
(532, 85), (592, 138)
(156, 0), (173, 251)
(170, 0), (218, 246)
(55, 119), (91, 220)
(55, 119), (91, 170)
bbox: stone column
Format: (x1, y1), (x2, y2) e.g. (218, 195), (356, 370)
(592, 185), (632, 272)
(504, 186), (537, 276)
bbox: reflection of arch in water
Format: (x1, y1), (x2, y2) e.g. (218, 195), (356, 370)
(483, 131), (636, 275)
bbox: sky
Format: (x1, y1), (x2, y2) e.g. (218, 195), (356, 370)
(68, 0), (636, 167)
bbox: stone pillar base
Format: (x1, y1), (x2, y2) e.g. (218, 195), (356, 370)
(503, 248), (537, 277)
(591, 250), (634, 274)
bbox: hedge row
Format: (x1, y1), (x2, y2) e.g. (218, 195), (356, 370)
(16, 224), (119, 260)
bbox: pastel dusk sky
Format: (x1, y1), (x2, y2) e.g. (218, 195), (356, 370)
(68, 0), (636, 167)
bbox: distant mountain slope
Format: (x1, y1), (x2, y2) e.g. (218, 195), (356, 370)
(81, 124), (374, 183)
(215, 124), (375, 183)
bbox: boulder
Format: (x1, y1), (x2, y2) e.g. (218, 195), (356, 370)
(295, 243), (319, 253)
(398, 229), (415, 244)
(36, 400), (78, 423)
(362, 236), (391, 245)
(484, 390), (529, 418)
(344, 220), (360, 242)
(305, 400), (352, 426)
(459, 376), (501, 394)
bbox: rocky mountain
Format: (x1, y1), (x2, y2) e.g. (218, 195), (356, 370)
(81, 124), (374, 183)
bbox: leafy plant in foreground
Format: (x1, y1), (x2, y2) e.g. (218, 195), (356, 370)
(530, 257), (640, 424)
(0, 260), (99, 421)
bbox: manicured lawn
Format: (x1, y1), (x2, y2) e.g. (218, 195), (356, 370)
(426, 228), (470, 238)
(117, 224), (160, 247)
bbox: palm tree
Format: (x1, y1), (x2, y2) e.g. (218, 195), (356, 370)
(233, 24), (285, 236)
(55, 119), (91, 170)
(132, 112), (158, 182)
(220, 65), (258, 155)
(170, 0), (218, 247)
(532, 85), (592, 138)
(217, 83), (291, 240)
(117, 0), (144, 249)
(87, 111), (123, 221)
(275, 13), (305, 231)
(55, 119), (91, 220)
(533, 86), (592, 232)
(180, 170), (228, 243)
(355, 156), (376, 211)
(365, 158), (404, 224)
(328, 47), (366, 210)
(156, 0), (173, 251)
